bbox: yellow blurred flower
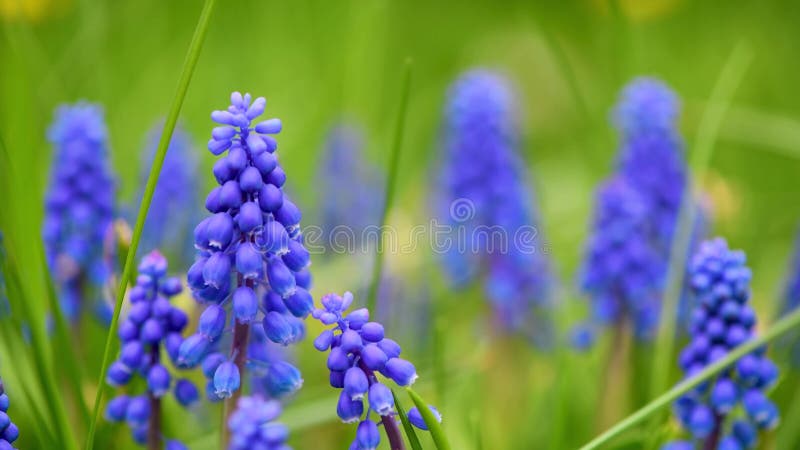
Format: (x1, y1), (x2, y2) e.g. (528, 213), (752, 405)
(0, 0), (70, 22)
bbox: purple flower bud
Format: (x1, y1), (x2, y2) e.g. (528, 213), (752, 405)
(330, 370), (345, 389)
(174, 379), (199, 407)
(267, 256), (296, 298)
(258, 183), (283, 212)
(327, 347), (351, 372)
(199, 304), (227, 340)
(152, 296), (171, 318)
(284, 287), (313, 318)
(238, 166), (263, 193)
(202, 252), (231, 289)
(282, 238), (310, 272)
(343, 367), (368, 400)
(340, 329), (363, 354)
(165, 332), (183, 364)
(336, 390), (364, 424)
(147, 364), (171, 398)
(206, 212), (234, 249)
(264, 361), (303, 397)
(140, 318), (164, 344)
(128, 302), (150, 324)
(361, 344), (388, 371)
(295, 267), (312, 289)
(688, 404), (714, 438)
(263, 290), (288, 314)
(237, 201), (262, 233)
(177, 334), (210, 368)
(168, 308), (188, 332)
(314, 329), (334, 351)
(275, 199), (301, 230)
(214, 361), (241, 399)
(710, 378), (737, 413)
(125, 396), (150, 425)
(255, 118), (282, 134)
(383, 358), (417, 386)
(201, 352), (226, 379)
(257, 219), (290, 255)
(408, 405), (442, 430)
(118, 319), (138, 342)
(120, 341), (144, 370)
(368, 382), (394, 416)
(263, 311), (293, 345)
(236, 243), (263, 280)
(205, 187), (223, 213)
(253, 151), (277, 177)
(105, 395), (129, 422)
(227, 286), (256, 324)
(346, 308), (369, 329)
(219, 180), (243, 210)
(266, 166), (286, 187)
(360, 322), (384, 343)
(356, 420), (380, 450)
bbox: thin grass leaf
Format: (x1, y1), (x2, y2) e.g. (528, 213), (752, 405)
(393, 388), (423, 450)
(406, 387), (451, 450)
(84, 0), (218, 448)
(649, 41), (753, 402)
(581, 305), (800, 450)
(365, 58), (413, 313)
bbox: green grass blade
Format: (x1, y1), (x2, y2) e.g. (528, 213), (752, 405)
(649, 41), (753, 401)
(581, 305), (800, 450)
(392, 388), (423, 450)
(406, 387), (451, 450)
(83, 0), (218, 448)
(365, 58), (413, 313)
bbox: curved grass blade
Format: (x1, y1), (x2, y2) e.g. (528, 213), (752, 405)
(649, 41), (753, 402)
(406, 387), (451, 450)
(84, 0), (218, 448)
(365, 58), (413, 313)
(393, 388), (423, 450)
(581, 305), (800, 450)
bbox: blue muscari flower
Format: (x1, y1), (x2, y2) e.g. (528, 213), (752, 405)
(227, 396), (290, 450)
(180, 92), (311, 401)
(135, 124), (200, 267)
(104, 250), (197, 448)
(312, 292), (442, 449)
(663, 238), (779, 449)
(0, 379), (20, 449)
(435, 69), (554, 341)
(317, 123), (383, 255)
(578, 78), (705, 343)
(43, 102), (117, 323)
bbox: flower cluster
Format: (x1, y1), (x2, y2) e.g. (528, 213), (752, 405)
(0, 379), (20, 449)
(227, 396), (290, 450)
(312, 292), (441, 449)
(42, 102), (116, 323)
(664, 238), (778, 449)
(136, 124), (201, 267)
(435, 69), (553, 339)
(578, 78), (700, 343)
(317, 124), (383, 254)
(178, 92), (311, 402)
(105, 251), (197, 449)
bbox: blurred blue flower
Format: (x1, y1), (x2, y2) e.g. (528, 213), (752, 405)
(435, 69), (554, 341)
(135, 124), (201, 267)
(104, 250), (196, 448)
(312, 291), (441, 449)
(781, 229), (800, 316)
(578, 78), (706, 343)
(317, 124), (383, 254)
(0, 379), (20, 448)
(43, 102), (117, 323)
(179, 92), (311, 402)
(664, 238), (778, 449)
(228, 396), (290, 450)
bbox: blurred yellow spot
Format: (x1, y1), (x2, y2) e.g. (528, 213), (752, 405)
(701, 171), (741, 224)
(591, 0), (684, 22)
(0, 0), (70, 22)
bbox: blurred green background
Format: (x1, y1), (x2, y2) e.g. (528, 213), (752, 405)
(2, 0), (800, 449)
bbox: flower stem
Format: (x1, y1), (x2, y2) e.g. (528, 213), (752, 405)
(381, 412), (406, 450)
(222, 276), (252, 448)
(147, 344), (162, 450)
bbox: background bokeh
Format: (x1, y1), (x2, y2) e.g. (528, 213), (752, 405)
(2, 0), (800, 449)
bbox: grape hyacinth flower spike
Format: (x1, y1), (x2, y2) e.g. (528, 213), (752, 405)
(43, 102), (117, 323)
(227, 396), (291, 450)
(104, 251), (196, 450)
(663, 238), (779, 449)
(135, 124), (200, 267)
(0, 379), (20, 449)
(313, 291), (442, 449)
(435, 69), (554, 343)
(179, 92), (311, 420)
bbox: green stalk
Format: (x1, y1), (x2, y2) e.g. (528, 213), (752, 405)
(83, 0), (217, 448)
(581, 305), (800, 450)
(406, 387), (451, 450)
(393, 389), (423, 450)
(649, 41), (752, 402)
(365, 59), (413, 313)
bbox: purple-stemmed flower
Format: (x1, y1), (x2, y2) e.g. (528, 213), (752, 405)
(0, 379), (20, 449)
(43, 102), (117, 324)
(312, 291), (441, 449)
(135, 124), (201, 267)
(104, 251), (195, 449)
(227, 396), (290, 450)
(434, 69), (554, 343)
(178, 92), (310, 405)
(663, 238), (778, 449)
